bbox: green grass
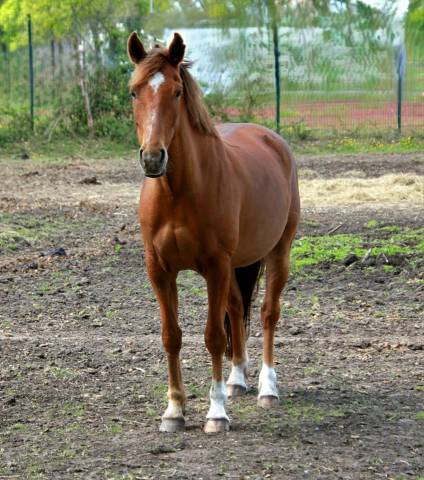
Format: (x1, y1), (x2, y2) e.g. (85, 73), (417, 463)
(366, 220), (379, 229)
(290, 134), (424, 155)
(0, 137), (135, 164)
(291, 226), (424, 272)
(0, 130), (423, 161)
(0, 212), (102, 252)
(47, 367), (79, 380)
(0, 213), (61, 251)
(282, 398), (346, 425)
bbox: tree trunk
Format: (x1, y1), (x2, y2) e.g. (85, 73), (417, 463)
(73, 37), (94, 136)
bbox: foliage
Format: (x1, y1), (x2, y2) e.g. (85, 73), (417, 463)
(406, 0), (424, 58)
(0, 0), (154, 48)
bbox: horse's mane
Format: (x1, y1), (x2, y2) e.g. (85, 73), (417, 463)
(129, 47), (217, 138)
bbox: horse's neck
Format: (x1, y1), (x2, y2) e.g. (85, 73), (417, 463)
(164, 114), (223, 196)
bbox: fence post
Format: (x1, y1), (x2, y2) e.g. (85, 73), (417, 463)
(396, 44), (406, 133)
(272, 21), (281, 134)
(268, 0), (281, 134)
(27, 14), (34, 132)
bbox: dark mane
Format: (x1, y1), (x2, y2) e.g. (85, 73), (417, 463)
(129, 47), (217, 137)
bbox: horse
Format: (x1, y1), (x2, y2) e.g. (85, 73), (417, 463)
(127, 32), (300, 433)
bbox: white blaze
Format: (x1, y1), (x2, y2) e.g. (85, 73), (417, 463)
(148, 72), (165, 93)
(143, 72), (165, 146)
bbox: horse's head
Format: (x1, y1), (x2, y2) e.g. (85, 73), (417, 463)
(127, 32), (185, 178)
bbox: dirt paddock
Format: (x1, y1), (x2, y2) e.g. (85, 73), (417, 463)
(0, 150), (423, 479)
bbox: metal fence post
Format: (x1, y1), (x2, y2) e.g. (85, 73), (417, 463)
(27, 14), (34, 131)
(269, 0), (281, 134)
(272, 22), (281, 134)
(396, 44), (406, 133)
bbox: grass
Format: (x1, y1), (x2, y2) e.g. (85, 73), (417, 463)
(0, 213), (60, 251)
(260, 398), (346, 432)
(62, 402), (86, 417)
(0, 212), (102, 252)
(291, 134), (424, 155)
(0, 131), (423, 163)
(47, 366), (79, 380)
(0, 137), (135, 164)
(178, 270), (208, 298)
(291, 226), (424, 272)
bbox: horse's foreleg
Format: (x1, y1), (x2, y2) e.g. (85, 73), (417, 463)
(148, 268), (185, 432)
(204, 257), (231, 433)
(226, 273), (248, 398)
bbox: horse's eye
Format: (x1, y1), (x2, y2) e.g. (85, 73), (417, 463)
(175, 90), (182, 99)
(130, 91), (137, 100)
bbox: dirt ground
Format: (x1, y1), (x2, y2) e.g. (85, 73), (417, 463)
(0, 150), (423, 479)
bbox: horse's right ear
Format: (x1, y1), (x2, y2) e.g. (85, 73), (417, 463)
(127, 32), (147, 64)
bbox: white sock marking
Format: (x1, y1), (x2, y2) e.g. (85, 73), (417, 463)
(258, 363), (278, 398)
(163, 399), (184, 419)
(206, 380), (229, 421)
(227, 362), (247, 389)
(148, 72), (165, 93)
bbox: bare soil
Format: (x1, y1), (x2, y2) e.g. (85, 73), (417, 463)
(1, 151), (423, 479)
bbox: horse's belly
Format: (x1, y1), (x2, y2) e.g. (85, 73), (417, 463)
(232, 185), (290, 267)
(231, 225), (285, 267)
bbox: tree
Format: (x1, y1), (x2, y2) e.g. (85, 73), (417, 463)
(406, 0), (424, 57)
(0, 0), (150, 134)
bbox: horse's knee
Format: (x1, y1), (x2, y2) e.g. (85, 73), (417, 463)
(162, 325), (182, 355)
(204, 325), (226, 357)
(261, 302), (280, 330)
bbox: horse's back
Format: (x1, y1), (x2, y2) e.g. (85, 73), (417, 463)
(217, 122), (296, 180)
(217, 122), (298, 203)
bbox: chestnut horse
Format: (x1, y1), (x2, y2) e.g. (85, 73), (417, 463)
(127, 32), (300, 433)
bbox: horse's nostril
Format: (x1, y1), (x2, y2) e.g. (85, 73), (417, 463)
(160, 149), (166, 162)
(139, 148), (144, 160)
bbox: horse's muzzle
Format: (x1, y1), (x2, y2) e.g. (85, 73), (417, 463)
(139, 148), (168, 178)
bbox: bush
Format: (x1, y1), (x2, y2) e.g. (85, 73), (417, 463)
(0, 108), (33, 145)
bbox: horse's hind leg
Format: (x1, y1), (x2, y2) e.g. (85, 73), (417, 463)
(226, 272), (248, 398)
(258, 219), (297, 408)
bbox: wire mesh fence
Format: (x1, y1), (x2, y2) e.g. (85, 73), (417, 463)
(1, 21), (423, 140)
(177, 26), (423, 135)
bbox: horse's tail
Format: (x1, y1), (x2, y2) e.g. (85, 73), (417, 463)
(224, 260), (264, 359)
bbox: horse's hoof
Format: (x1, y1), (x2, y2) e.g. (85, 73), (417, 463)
(159, 417), (185, 433)
(204, 418), (230, 433)
(257, 395), (279, 409)
(227, 384), (247, 398)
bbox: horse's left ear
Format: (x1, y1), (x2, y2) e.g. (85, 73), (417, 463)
(168, 33), (185, 66)
(127, 32), (147, 64)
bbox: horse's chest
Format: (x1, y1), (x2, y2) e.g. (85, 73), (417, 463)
(140, 196), (236, 270)
(149, 222), (203, 270)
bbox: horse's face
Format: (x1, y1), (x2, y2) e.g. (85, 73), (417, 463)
(131, 64), (183, 177)
(128, 33), (185, 178)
